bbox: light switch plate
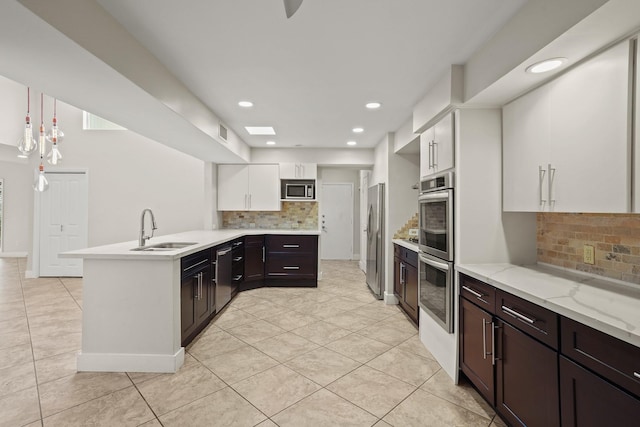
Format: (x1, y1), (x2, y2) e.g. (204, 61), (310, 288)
(583, 245), (595, 265)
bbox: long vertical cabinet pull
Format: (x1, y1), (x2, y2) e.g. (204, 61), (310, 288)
(492, 322), (500, 366)
(538, 166), (547, 208)
(262, 246), (265, 263)
(548, 163), (556, 208)
(428, 142), (433, 170)
(244, 194), (248, 209)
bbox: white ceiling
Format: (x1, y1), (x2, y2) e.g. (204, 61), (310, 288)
(94, 0), (527, 149)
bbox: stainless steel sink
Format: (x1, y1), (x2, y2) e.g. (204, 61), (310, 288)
(130, 242), (197, 251)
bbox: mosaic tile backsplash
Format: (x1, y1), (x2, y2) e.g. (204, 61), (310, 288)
(222, 201), (318, 230)
(537, 213), (640, 284)
(394, 213), (418, 239)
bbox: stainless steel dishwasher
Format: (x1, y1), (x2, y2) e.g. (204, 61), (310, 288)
(215, 246), (233, 311)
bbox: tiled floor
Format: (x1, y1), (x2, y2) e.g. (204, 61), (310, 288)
(0, 258), (506, 426)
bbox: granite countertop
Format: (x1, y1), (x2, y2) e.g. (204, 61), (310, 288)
(61, 229), (320, 261)
(392, 239), (419, 252)
(456, 263), (640, 348)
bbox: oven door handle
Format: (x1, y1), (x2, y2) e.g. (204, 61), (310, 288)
(419, 254), (450, 271)
(418, 191), (451, 202)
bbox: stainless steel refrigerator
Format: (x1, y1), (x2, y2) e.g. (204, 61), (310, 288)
(366, 183), (384, 299)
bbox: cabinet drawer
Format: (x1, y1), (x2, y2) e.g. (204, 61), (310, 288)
(401, 247), (418, 268)
(181, 250), (211, 279)
(561, 316), (640, 398)
(459, 274), (495, 314)
(245, 235), (264, 247)
(496, 289), (558, 349)
(267, 235), (317, 253)
(266, 255), (316, 278)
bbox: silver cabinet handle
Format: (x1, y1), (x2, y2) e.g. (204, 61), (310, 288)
(501, 305), (536, 324)
(428, 141), (433, 169)
(538, 165), (546, 206)
(400, 262), (405, 285)
(283, 266), (300, 270)
(262, 246), (265, 263)
(249, 194), (252, 209)
(244, 194), (248, 209)
(462, 285), (483, 299)
(283, 244), (300, 248)
(482, 318), (488, 360)
(548, 163), (556, 206)
(233, 256), (243, 262)
(217, 247), (231, 256)
(634, 372), (640, 379)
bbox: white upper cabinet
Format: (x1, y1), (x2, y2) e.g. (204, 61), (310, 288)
(503, 40), (631, 213)
(218, 164), (280, 211)
(279, 163), (317, 180)
(420, 112), (455, 178)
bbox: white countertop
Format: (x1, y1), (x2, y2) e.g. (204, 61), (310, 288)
(62, 229), (320, 261)
(392, 239), (419, 252)
(456, 263), (640, 348)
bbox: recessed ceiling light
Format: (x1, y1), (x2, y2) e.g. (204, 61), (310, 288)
(238, 101), (253, 108)
(365, 102), (381, 109)
(347, 141), (357, 146)
(245, 126), (275, 135)
(266, 141), (276, 145)
(352, 127), (364, 133)
(525, 58), (567, 74)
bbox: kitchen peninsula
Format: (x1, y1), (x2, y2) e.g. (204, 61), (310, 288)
(62, 229), (320, 373)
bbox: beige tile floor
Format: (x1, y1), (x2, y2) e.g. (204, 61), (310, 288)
(0, 257), (506, 427)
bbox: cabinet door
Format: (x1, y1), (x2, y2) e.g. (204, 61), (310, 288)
(279, 163), (297, 179)
(420, 127), (435, 178)
(299, 163), (317, 179)
(549, 41), (630, 212)
(194, 269), (211, 325)
(248, 165), (280, 211)
(460, 298), (495, 406)
(218, 165), (249, 211)
(394, 257), (404, 300)
(245, 236), (265, 282)
(180, 275), (197, 344)
(403, 263), (419, 322)
(496, 319), (560, 427)
(560, 356), (640, 427)
(434, 113), (454, 172)
(503, 84), (552, 212)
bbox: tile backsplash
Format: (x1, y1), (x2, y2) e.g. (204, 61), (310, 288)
(222, 201), (318, 230)
(394, 213), (418, 239)
(537, 213), (640, 284)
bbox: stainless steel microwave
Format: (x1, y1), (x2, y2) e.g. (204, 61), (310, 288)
(285, 182), (314, 199)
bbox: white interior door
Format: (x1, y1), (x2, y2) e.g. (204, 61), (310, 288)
(320, 183), (354, 260)
(39, 172), (88, 277)
(359, 171), (370, 271)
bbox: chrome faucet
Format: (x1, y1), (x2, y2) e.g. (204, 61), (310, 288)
(139, 208), (157, 247)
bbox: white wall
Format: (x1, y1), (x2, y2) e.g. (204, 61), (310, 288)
(0, 76), (205, 268)
(318, 168), (361, 257)
(0, 159), (32, 255)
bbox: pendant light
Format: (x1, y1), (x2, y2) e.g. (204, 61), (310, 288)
(33, 93), (49, 192)
(17, 87), (37, 158)
(47, 98), (62, 165)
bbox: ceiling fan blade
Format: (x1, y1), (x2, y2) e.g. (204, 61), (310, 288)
(283, 0), (303, 18)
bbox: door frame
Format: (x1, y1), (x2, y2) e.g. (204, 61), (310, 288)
(320, 182), (354, 260)
(31, 169), (88, 278)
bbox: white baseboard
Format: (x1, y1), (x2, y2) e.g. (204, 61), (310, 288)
(358, 260), (366, 272)
(0, 252), (27, 258)
(384, 291), (399, 305)
(77, 348), (185, 373)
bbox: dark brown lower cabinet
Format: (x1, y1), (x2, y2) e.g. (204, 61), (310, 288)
(459, 297), (495, 406)
(496, 320), (559, 427)
(180, 249), (213, 345)
(393, 244), (418, 324)
(560, 356), (640, 426)
(244, 235), (265, 287)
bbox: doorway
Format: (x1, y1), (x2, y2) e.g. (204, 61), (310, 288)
(320, 183), (354, 260)
(38, 171), (88, 277)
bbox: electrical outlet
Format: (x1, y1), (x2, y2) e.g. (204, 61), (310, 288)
(583, 245), (595, 265)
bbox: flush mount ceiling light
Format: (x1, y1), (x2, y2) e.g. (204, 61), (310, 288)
(347, 141), (357, 146)
(352, 127), (364, 133)
(365, 102), (381, 109)
(266, 141), (276, 145)
(245, 126), (276, 135)
(238, 101), (253, 108)
(526, 58), (567, 74)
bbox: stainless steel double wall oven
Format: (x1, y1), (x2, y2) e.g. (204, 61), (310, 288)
(418, 170), (454, 333)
